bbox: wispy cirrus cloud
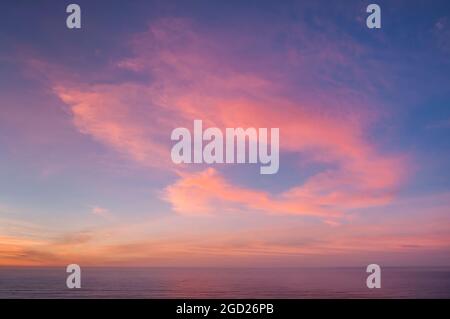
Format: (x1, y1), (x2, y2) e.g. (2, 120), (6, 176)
(91, 205), (114, 220)
(1, 191), (449, 267)
(2, 205), (450, 267)
(22, 18), (408, 221)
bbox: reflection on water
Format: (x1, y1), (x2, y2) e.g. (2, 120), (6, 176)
(0, 267), (449, 298)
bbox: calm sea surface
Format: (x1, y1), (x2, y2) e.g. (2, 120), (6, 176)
(0, 267), (449, 298)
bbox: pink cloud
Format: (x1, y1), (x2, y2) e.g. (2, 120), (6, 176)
(38, 18), (409, 219)
(55, 84), (171, 168)
(164, 168), (341, 217)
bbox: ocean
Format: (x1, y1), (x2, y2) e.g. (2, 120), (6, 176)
(0, 267), (449, 298)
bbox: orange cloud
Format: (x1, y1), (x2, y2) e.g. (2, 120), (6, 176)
(3, 217), (450, 267)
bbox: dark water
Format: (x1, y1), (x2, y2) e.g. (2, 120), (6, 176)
(0, 267), (449, 298)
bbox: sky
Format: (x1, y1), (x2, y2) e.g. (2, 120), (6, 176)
(0, 0), (449, 267)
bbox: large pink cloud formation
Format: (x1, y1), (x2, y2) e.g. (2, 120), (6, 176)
(48, 18), (408, 220)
